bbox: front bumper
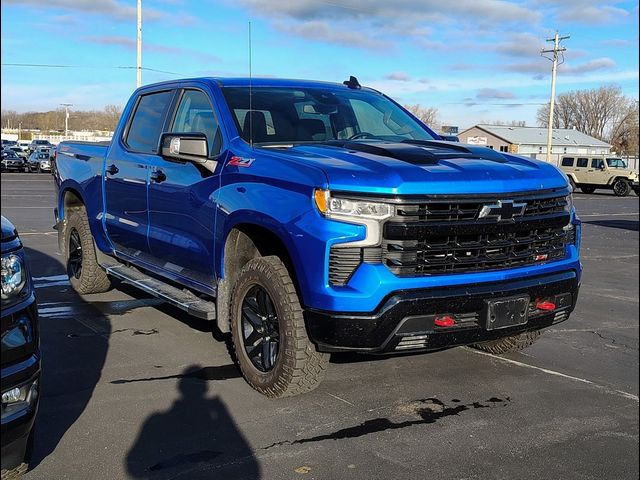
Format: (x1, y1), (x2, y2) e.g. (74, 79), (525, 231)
(305, 270), (579, 353)
(1, 300), (41, 470)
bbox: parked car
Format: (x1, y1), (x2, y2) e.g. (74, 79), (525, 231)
(0, 216), (41, 477)
(561, 156), (639, 196)
(1, 150), (26, 172)
(9, 147), (28, 160)
(38, 158), (51, 173)
(27, 140), (53, 154)
(54, 77), (581, 397)
(16, 141), (31, 153)
(27, 152), (51, 173)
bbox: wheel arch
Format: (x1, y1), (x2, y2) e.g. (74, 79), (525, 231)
(215, 222), (300, 334)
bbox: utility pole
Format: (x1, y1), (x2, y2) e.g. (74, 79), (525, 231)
(60, 104), (72, 137)
(136, 0), (142, 88)
(541, 31), (569, 164)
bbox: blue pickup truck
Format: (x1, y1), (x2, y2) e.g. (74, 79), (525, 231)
(54, 77), (581, 397)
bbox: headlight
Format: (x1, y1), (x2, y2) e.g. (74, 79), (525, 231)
(314, 190), (392, 219)
(1, 254), (26, 300)
(563, 193), (574, 214)
(314, 189), (393, 247)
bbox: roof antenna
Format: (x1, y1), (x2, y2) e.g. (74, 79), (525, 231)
(248, 20), (253, 149)
(343, 75), (361, 89)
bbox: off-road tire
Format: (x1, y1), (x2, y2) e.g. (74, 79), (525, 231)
(230, 256), (328, 397)
(613, 178), (630, 197)
(472, 330), (542, 354)
(568, 177), (577, 192)
(580, 187), (596, 194)
(64, 207), (111, 294)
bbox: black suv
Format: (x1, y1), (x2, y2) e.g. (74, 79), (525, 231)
(1, 216), (40, 477)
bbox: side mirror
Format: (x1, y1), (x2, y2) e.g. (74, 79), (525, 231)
(159, 133), (208, 164)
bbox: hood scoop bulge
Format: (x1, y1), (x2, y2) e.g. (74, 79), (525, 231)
(323, 139), (508, 165)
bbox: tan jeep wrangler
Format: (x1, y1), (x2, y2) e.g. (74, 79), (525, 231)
(561, 156), (639, 196)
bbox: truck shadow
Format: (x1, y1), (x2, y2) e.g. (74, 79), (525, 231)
(23, 247), (111, 471)
(23, 248), (259, 479)
(584, 219), (639, 232)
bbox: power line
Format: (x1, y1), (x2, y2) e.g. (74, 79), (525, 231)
(1, 63), (186, 76)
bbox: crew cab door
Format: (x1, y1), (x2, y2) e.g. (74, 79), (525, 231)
(103, 89), (175, 258)
(146, 88), (223, 290)
(573, 157), (589, 184)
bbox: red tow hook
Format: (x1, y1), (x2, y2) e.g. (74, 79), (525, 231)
(536, 301), (557, 311)
(434, 315), (456, 327)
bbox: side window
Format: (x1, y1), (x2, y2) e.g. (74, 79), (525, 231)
(561, 157), (574, 167)
(576, 158), (588, 168)
(591, 159), (604, 169)
(126, 91), (174, 154)
(171, 90), (222, 155)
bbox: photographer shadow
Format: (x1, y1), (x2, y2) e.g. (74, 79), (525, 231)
(126, 364), (261, 479)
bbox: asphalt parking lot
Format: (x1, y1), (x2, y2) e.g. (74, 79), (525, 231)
(1, 172), (638, 480)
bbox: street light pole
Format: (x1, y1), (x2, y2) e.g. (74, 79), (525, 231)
(137, 0), (142, 88)
(60, 104), (72, 137)
(541, 31), (569, 164)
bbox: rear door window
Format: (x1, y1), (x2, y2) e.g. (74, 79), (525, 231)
(576, 158), (588, 168)
(561, 157), (574, 167)
(126, 90), (174, 154)
(591, 159), (605, 169)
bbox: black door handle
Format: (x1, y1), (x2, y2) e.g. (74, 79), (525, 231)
(105, 164), (119, 175)
(150, 170), (166, 183)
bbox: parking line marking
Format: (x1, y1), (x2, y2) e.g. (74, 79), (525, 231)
(18, 232), (56, 236)
(0, 206), (52, 208)
(580, 212), (639, 217)
(467, 348), (639, 403)
(327, 393), (355, 407)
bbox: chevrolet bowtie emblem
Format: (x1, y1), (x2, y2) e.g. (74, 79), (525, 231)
(478, 200), (527, 221)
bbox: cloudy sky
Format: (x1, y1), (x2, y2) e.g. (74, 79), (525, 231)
(1, 0), (638, 128)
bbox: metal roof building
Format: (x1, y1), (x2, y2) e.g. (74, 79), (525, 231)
(459, 124), (612, 165)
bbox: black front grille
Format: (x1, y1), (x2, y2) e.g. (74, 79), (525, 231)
(383, 193), (571, 276)
(329, 247), (382, 285)
(395, 195), (568, 222)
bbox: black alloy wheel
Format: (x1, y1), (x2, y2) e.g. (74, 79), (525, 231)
(241, 285), (280, 372)
(68, 228), (83, 280)
(613, 179), (630, 197)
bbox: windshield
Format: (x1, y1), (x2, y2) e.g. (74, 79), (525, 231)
(221, 86), (435, 145)
(606, 158), (628, 168)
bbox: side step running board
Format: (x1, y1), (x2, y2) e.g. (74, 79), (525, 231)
(104, 264), (216, 320)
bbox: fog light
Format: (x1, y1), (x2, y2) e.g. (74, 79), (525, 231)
(2, 387), (23, 404)
(1, 380), (38, 419)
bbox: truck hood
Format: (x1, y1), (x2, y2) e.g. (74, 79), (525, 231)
(266, 140), (568, 195)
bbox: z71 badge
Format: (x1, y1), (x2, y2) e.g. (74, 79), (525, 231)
(228, 156), (255, 168)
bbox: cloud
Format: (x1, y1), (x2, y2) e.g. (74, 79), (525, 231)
(384, 72), (411, 82)
(85, 36), (220, 63)
(237, 0), (540, 23)
(2, 0), (196, 23)
(476, 88), (516, 100)
(234, 0), (541, 49)
(559, 57), (617, 75)
(275, 21), (392, 50)
(533, 0), (631, 24)
(3, 0), (151, 20)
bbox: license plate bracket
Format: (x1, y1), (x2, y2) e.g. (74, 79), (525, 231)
(483, 295), (530, 330)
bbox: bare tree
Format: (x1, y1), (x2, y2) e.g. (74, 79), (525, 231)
(404, 104), (439, 127)
(1, 105), (124, 134)
(536, 85), (638, 154)
(482, 120), (527, 127)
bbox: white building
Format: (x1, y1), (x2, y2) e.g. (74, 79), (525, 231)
(458, 124), (612, 165)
